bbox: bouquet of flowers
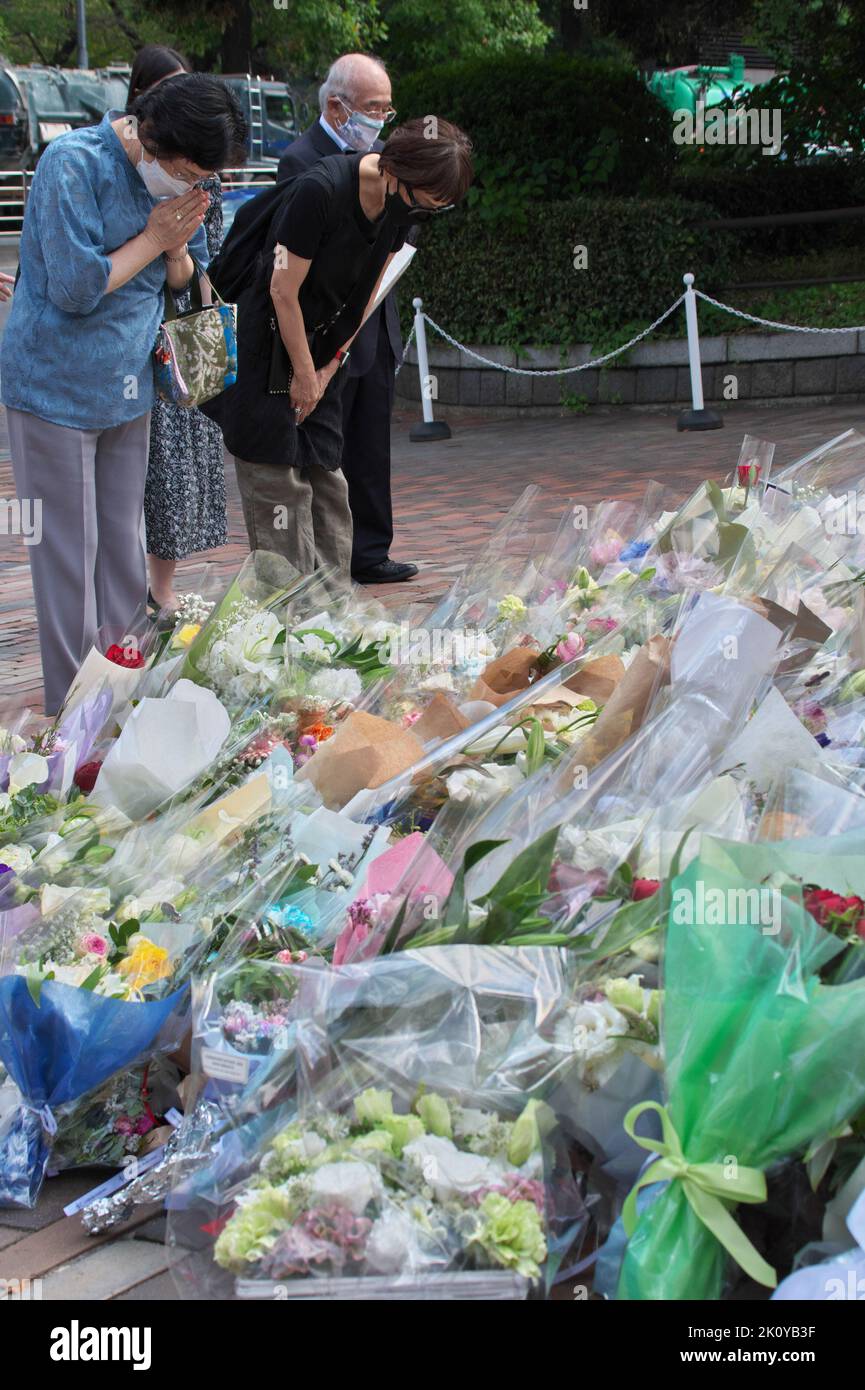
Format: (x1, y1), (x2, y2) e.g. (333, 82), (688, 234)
(169, 947), (594, 1299)
(610, 847), (865, 1300)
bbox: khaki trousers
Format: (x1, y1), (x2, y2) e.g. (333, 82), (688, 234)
(233, 458), (353, 576)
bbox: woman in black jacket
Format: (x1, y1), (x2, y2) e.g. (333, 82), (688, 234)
(203, 117), (472, 576)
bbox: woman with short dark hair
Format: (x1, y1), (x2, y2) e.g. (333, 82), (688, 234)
(0, 73), (247, 714)
(125, 48), (234, 616)
(205, 116), (472, 577)
(127, 44), (189, 105)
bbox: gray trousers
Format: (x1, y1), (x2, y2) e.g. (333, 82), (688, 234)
(6, 407), (151, 716)
(234, 457), (353, 577)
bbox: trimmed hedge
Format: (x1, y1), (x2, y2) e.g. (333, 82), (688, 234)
(394, 53), (675, 202)
(671, 156), (865, 259)
(401, 196), (734, 348)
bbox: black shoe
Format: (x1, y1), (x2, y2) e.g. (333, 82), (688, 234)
(352, 559), (419, 584)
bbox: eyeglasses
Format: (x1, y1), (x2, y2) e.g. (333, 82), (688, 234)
(337, 95), (397, 123)
(401, 181), (455, 217)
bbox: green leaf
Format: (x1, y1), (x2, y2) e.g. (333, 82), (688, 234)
(484, 825), (560, 907)
(523, 718), (546, 776)
(569, 894), (661, 964)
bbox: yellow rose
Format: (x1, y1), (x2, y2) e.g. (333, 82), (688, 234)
(118, 938), (171, 989)
(172, 622), (201, 650)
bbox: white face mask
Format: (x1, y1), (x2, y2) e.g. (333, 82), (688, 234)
(337, 103), (385, 153)
(136, 152), (191, 200)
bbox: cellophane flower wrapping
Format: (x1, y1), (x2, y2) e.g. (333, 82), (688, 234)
(614, 847), (865, 1300)
(0, 822), (230, 1206)
(168, 947), (594, 1299)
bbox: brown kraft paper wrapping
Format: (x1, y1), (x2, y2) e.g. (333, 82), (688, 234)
(556, 636), (671, 784)
(411, 691), (471, 743)
(296, 710), (425, 809)
(469, 646), (542, 708)
(563, 653), (626, 703)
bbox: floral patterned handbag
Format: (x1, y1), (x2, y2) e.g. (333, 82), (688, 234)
(154, 274), (238, 409)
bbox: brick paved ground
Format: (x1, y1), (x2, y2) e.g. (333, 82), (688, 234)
(4, 399), (865, 715)
(1, 401), (864, 1296)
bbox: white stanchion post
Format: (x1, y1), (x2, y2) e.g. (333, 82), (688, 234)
(677, 272), (723, 432)
(409, 297), (451, 442)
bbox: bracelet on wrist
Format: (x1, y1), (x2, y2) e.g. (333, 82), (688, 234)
(164, 247), (189, 264)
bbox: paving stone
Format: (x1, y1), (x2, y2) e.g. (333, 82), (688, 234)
(478, 371), (506, 406)
(431, 367), (459, 406)
(635, 367), (679, 404)
(504, 371), (533, 407)
(458, 369), (482, 406)
(794, 358), (838, 396)
(750, 361), (794, 399)
(41, 1239), (171, 1301)
(5, 399), (865, 724)
(733, 331), (859, 360)
(0, 1171), (100, 1230)
(115, 1270), (181, 1301)
(836, 357), (865, 394)
(531, 372), (565, 406)
(598, 369), (636, 404)
(132, 1217), (168, 1244)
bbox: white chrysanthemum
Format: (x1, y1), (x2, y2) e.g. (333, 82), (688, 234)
(445, 762), (523, 806)
(418, 671), (457, 692)
(308, 666), (362, 706)
(288, 630), (333, 664)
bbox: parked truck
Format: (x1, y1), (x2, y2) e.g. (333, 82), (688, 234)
(0, 60), (306, 170)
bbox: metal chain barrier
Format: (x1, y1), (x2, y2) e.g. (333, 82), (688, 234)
(414, 295), (686, 376)
(393, 321), (415, 378)
(694, 289), (865, 336)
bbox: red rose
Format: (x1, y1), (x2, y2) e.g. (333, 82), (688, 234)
(805, 887), (865, 932)
(105, 643), (144, 669)
(73, 760), (102, 793)
(632, 878), (660, 901)
(737, 462), (760, 487)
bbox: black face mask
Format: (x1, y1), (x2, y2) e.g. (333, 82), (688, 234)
(384, 189), (432, 225)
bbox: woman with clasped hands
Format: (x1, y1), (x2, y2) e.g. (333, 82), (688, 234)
(0, 73), (247, 715)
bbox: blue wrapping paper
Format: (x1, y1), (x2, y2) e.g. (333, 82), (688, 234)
(0, 976), (187, 1207)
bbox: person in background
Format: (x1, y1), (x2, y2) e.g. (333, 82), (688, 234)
(205, 119), (472, 579)
(0, 74), (247, 714)
(127, 47), (232, 615)
(277, 54), (419, 586)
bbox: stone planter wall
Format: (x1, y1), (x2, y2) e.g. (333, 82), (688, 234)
(395, 330), (865, 413)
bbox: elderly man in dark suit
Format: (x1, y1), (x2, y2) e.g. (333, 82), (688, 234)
(278, 53), (417, 585)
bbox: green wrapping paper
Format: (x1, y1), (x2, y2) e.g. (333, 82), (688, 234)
(617, 850), (865, 1301)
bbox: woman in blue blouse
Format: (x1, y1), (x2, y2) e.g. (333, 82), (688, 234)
(0, 74), (247, 714)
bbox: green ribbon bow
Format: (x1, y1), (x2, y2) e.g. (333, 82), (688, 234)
(621, 1101), (776, 1289)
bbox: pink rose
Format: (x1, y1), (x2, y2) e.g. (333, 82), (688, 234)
(590, 539), (621, 567)
(555, 632), (585, 663)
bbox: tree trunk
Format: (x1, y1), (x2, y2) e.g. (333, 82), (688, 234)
(220, 1), (253, 73)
